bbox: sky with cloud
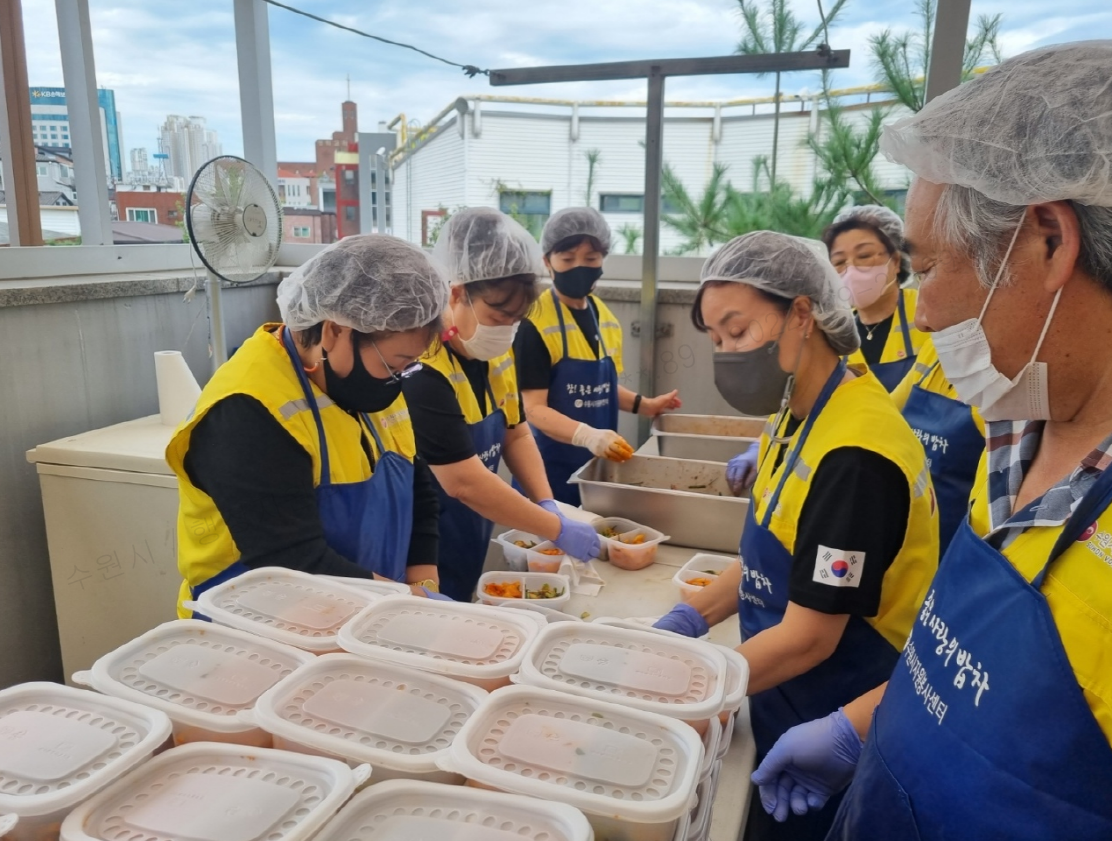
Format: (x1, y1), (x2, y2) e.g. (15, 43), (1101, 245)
(21, 0), (1112, 164)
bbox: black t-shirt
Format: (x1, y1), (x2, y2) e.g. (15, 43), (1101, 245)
(515, 300), (603, 392)
(766, 415), (911, 616)
(855, 311), (894, 365)
(403, 349), (512, 466)
(182, 394), (440, 576)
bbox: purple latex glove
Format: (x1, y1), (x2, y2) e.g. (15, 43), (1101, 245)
(750, 709), (863, 822)
(420, 587), (453, 601)
(538, 499), (601, 561)
(652, 603), (709, 637)
(726, 444), (759, 496)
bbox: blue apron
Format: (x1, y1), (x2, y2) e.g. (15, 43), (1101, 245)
(828, 468), (1112, 841)
(190, 329), (415, 611)
(435, 361), (508, 602)
(900, 362), (983, 554)
(869, 291), (915, 392)
(532, 291), (619, 506)
(739, 361), (900, 841)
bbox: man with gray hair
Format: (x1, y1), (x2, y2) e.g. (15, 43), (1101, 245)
(748, 40), (1112, 840)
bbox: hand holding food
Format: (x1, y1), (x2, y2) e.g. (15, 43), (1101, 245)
(572, 423), (634, 462)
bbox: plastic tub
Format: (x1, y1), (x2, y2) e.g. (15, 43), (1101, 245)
(685, 771), (716, 841)
(183, 567), (374, 653)
(0, 682), (172, 841)
(245, 653), (487, 785)
(716, 645), (749, 729)
(607, 525), (668, 571)
(495, 601), (582, 623)
(439, 685), (704, 841)
(673, 554), (738, 600)
(73, 619), (314, 748)
(590, 517), (641, 562)
(318, 576), (411, 598)
(312, 778), (595, 841)
(338, 596), (545, 691)
(525, 541), (566, 573)
(492, 530), (545, 572)
(515, 623), (728, 734)
(477, 571), (571, 612)
(591, 616), (710, 640)
(59, 742), (367, 841)
(698, 716), (721, 782)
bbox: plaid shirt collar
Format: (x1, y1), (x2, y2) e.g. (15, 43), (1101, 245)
(984, 420), (1112, 547)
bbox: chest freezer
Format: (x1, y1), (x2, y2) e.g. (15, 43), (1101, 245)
(27, 415), (182, 681)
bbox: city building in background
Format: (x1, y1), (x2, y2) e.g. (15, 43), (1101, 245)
(277, 168), (315, 208)
(158, 115), (222, 182)
(29, 86), (124, 181)
(129, 147), (149, 176)
(113, 186), (185, 228)
(282, 207), (337, 244)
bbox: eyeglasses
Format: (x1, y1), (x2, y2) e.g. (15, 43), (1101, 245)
(370, 339), (423, 383)
(832, 250), (892, 273)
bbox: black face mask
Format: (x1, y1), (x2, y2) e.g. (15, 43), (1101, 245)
(552, 265), (603, 299)
(322, 333), (402, 414)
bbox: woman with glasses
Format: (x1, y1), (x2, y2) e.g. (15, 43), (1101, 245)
(822, 205), (925, 391)
(167, 235), (452, 617)
(402, 208), (601, 601)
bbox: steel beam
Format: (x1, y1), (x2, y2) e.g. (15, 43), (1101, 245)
(234, 0), (278, 185)
(925, 0), (972, 104)
(638, 68), (665, 442)
(0, 0), (43, 245)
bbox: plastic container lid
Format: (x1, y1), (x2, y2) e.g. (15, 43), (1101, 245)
(495, 601), (582, 624)
(246, 654), (488, 773)
(312, 778), (595, 841)
(318, 576), (411, 598)
(672, 554), (737, 600)
(59, 742), (369, 841)
(0, 814), (17, 835)
(477, 571), (571, 612)
(439, 685), (703, 826)
(338, 597), (545, 683)
(516, 623), (728, 722)
(184, 567), (374, 652)
(73, 620), (315, 734)
(716, 645), (749, 713)
(0, 682), (172, 819)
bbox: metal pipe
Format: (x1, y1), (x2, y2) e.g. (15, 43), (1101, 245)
(925, 0), (973, 103)
(234, 0), (278, 186)
(0, 0), (43, 245)
(638, 67), (665, 444)
(206, 273), (229, 371)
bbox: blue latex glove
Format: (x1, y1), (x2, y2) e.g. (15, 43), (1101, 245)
(750, 709), (863, 822)
(539, 499), (601, 561)
(652, 603), (709, 637)
(420, 587), (453, 601)
(726, 444), (759, 496)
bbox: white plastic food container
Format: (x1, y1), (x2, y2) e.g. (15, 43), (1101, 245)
(515, 623), (728, 733)
(673, 554), (738, 600)
(492, 530), (544, 571)
(476, 571), (571, 612)
(0, 815), (18, 837)
(698, 716), (721, 781)
(245, 653), (488, 784)
(589, 517), (641, 562)
(495, 601), (582, 624)
(73, 619), (314, 748)
(686, 760), (721, 841)
(338, 596), (544, 691)
(59, 743), (369, 841)
(312, 779), (596, 841)
(183, 567), (374, 653)
(318, 576), (411, 598)
(604, 524), (669, 571)
(439, 685), (704, 841)
(525, 541), (566, 573)
(0, 682), (172, 841)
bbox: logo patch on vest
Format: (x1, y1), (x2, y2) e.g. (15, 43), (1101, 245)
(813, 545), (864, 588)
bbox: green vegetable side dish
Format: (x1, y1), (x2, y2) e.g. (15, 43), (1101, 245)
(525, 583), (565, 600)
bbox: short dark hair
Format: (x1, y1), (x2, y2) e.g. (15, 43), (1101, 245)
(466, 273), (541, 320)
(547, 234), (607, 258)
(691, 281), (793, 332)
(821, 219), (909, 283)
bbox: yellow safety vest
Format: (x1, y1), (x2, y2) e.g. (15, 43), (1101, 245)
(752, 366), (940, 649)
(166, 324), (415, 617)
(847, 287), (928, 370)
(525, 291), (625, 375)
(970, 455), (1112, 741)
(891, 337), (986, 436)
(420, 343), (522, 427)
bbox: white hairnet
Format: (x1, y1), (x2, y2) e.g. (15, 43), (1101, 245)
(701, 231), (860, 355)
(541, 207), (613, 255)
(432, 207), (545, 286)
(880, 40), (1112, 207)
(277, 234), (450, 334)
(830, 204), (910, 277)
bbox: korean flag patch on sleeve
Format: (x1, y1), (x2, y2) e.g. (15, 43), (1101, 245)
(813, 545), (864, 588)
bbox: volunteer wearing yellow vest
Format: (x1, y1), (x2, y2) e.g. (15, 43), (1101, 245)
(653, 232), (938, 841)
(168, 235), (451, 617)
(751, 42), (1112, 841)
(514, 208), (682, 506)
(824, 205), (926, 391)
(402, 209), (601, 601)
(891, 337), (985, 553)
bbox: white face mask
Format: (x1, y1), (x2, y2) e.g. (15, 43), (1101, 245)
(932, 219), (1062, 422)
(458, 293), (519, 361)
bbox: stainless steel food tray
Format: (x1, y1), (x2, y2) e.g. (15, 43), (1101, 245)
(651, 413), (765, 462)
(570, 453), (747, 553)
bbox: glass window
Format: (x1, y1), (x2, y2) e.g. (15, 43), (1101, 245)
(293, 225), (311, 237)
(600, 194), (643, 213)
(499, 191), (550, 215)
(127, 208), (156, 223)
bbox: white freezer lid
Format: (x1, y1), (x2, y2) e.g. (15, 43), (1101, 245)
(27, 414), (175, 475)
